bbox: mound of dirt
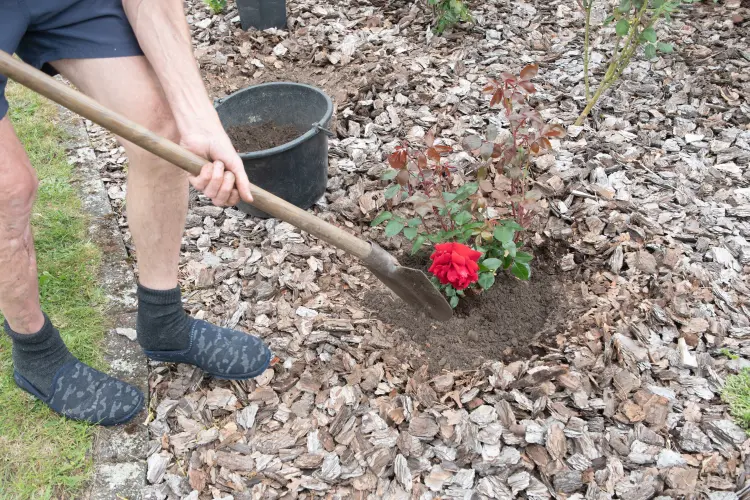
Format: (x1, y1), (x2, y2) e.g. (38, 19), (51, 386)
(367, 254), (567, 372)
(227, 122), (302, 152)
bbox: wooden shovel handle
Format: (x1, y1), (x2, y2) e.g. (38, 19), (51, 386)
(0, 50), (372, 259)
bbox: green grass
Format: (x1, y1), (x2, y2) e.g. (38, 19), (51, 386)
(723, 368), (750, 431)
(0, 84), (108, 499)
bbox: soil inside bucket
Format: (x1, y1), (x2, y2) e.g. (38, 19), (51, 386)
(227, 122), (303, 152)
(367, 252), (567, 372)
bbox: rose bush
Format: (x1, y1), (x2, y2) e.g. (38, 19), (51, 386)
(428, 243), (481, 291)
(371, 66), (562, 308)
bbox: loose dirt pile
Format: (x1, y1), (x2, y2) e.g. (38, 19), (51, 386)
(227, 122), (302, 152)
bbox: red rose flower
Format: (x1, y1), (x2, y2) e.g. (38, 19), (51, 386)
(428, 242), (482, 290)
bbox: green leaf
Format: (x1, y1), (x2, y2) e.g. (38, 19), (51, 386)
(511, 262), (531, 281)
(443, 192), (457, 202)
(618, 0), (631, 11)
(493, 226), (515, 246)
(478, 272), (495, 289)
(455, 182), (479, 198)
(381, 169), (398, 180)
(481, 258), (503, 271)
(644, 44), (657, 59)
(615, 19), (630, 36)
(504, 220), (524, 231)
(657, 42), (673, 53)
(370, 211), (392, 226)
(641, 26), (657, 43)
(603, 14), (616, 25)
(407, 217), (422, 227)
(515, 251), (534, 264)
(454, 211), (473, 225)
(504, 241), (517, 258)
(449, 295), (459, 308)
(445, 286), (456, 297)
(403, 227), (418, 240)
(384, 219), (405, 238)
(384, 184), (401, 200)
(411, 234), (427, 254)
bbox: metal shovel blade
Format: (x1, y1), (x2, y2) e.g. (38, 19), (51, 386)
(362, 243), (453, 321)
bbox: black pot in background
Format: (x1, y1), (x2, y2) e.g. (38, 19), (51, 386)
(236, 0), (287, 30)
(214, 82), (333, 219)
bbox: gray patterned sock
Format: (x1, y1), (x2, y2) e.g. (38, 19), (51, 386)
(4, 315), (76, 398)
(136, 284), (191, 351)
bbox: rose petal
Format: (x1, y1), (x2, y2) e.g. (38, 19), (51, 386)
(451, 252), (466, 266)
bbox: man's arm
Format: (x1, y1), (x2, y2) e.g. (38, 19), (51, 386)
(121, 0), (252, 206)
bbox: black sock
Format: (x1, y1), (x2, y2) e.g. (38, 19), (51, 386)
(136, 284), (192, 351)
(4, 315), (76, 398)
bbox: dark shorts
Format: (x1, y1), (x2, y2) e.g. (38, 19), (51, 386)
(0, 0), (144, 119)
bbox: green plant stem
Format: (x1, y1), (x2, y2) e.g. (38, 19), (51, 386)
(584, 0), (593, 101)
(575, 1), (649, 126)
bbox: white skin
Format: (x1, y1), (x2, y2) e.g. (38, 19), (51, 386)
(0, 0), (253, 334)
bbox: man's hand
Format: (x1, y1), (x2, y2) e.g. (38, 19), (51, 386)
(180, 129), (254, 208)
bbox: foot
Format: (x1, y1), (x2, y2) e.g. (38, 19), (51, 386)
(137, 284), (271, 379)
(5, 315), (144, 426)
(142, 318), (272, 379)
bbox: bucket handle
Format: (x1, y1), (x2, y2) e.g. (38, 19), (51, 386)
(313, 123), (335, 137)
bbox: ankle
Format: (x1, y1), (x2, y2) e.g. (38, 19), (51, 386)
(5, 310), (45, 335)
(136, 283), (192, 351)
(4, 314), (76, 397)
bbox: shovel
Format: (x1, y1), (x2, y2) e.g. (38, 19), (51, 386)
(0, 50), (453, 321)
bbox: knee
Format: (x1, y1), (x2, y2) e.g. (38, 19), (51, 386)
(142, 93), (180, 144)
(0, 168), (38, 222)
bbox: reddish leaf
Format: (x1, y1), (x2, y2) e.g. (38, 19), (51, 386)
(519, 81), (536, 94)
(388, 151), (407, 170)
(540, 137), (552, 150)
(417, 152), (427, 170)
(433, 145), (452, 154)
(530, 141), (540, 154)
(501, 72), (516, 84)
(483, 83), (495, 93)
(511, 91), (525, 103)
(426, 147), (441, 163)
(490, 89), (504, 107)
(503, 99), (512, 115)
(544, 124), (567, 138)
(492, 143), (505, 158)
(520, 64), (539, 81)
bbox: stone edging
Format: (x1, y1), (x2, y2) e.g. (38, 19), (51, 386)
(58, 106), (150, 500)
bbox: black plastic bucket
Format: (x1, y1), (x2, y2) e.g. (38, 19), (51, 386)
(214, 82), (333, 218)
(236, 0), (287, 30)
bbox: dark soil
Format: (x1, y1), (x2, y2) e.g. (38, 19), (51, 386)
(367, 252), (568, 372)
(227, 122), (302, 152)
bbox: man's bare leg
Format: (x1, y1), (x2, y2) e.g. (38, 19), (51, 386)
(0, 114), (143, 425)
(52, 56), (188, 291)
(50, 55), (271, 378)
(0, 116), (44, 334)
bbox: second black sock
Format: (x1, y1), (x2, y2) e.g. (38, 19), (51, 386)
(136, 284), (192, 351)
